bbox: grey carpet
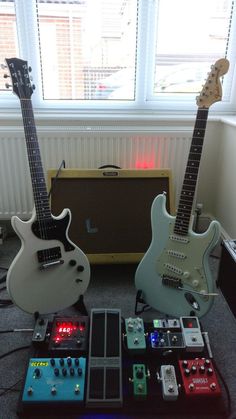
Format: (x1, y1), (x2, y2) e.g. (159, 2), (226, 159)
(0, 236), (236, 419)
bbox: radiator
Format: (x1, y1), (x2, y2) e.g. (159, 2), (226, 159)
(0, 129), (192, 219)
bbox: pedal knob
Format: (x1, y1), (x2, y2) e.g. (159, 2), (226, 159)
(205, 359), (211, 366)
(59, 358), (64, 366)
(67, 357), (72, 366)
(54, 368), (59, 376)
(168, 385), (174, 393)
(184, 368), (190, 376)
(62, 368), (67, 376)
(74, 358), (79, 366)
(70, 367), (75, 376)
(182, 360), (188, 368)
(50, 358), (55, 366)
(34, 368), (41, 378)
(189, 383), (195, 391)
(207, 368), (213, 376)
(199, 365), (205, 374)
(191, 366), (197, 374)
(136, 368), (144, 379)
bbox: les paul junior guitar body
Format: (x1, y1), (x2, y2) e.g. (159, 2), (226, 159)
(135, 58), (229, 318)
(7, 209), (90, 315)
(135, 194), (220, 318)
(5, 57), (90, 314)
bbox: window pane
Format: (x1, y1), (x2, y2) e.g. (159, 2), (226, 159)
(0, 0), (18, 92)
(154, 0), (233, 95)
(36, 0), (138, 100)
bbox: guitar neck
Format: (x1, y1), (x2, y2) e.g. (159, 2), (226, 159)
(20, 99), (51, 222)
(174, 108), (209, 236)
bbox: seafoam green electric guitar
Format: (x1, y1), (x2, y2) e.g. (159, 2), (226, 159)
(135, 58), (229, 318)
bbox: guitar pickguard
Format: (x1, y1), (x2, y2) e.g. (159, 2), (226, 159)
(32, 213), (74, 252)
(157, 223), (209, 300)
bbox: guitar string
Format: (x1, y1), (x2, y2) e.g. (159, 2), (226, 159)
(15, 67), (50, 264)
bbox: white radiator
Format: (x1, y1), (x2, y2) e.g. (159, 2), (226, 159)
(0, 129), (192, 219)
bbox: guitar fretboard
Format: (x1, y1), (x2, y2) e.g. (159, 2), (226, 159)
(174, 108), (209, 236)
(20, 99), (52, 222)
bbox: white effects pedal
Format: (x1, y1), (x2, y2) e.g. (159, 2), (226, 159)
(160, 365), (178, 401)
(180, 317), (204, 352)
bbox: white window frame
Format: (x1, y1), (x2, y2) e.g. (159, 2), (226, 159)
(1, 0), (236, 118)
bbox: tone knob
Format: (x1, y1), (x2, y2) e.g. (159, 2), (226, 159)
(77, 265), (84, 272)
(183, 271), (190, 279)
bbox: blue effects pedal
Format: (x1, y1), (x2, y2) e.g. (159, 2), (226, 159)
(22, 357), (86, 403)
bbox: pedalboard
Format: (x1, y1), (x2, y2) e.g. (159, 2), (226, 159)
(18, 314), (224, 418)
(48, 316), (89, 353)
(178, 358), (221, 398)
(125, 317), (146, 352)
(160, 365), (179, 401)
(22, 357), (86, 403)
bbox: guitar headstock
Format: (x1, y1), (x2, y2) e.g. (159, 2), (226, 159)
(197, 58), (229, 108)
(4, 58), (34, 99)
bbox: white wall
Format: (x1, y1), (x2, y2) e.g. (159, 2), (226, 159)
(212, 119), (236, 238)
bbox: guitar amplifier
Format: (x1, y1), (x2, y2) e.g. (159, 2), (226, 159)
(47, 168), (173, 264)
(217, 240), (236, 317)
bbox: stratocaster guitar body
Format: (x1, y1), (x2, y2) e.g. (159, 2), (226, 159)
(135, 194), (220, 317)
(135, 58), (229, 318)
(5, 58), (91, 314)
(7, 208), (90, 314)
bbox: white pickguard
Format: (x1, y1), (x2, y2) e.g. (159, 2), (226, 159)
(135, 194), (220, 318)
(6, 208), (90, 314)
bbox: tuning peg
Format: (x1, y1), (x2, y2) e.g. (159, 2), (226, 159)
(3, 74), (9, 78)
(1, 64), (7, 69)
(5, 83), (12, 89)
(32, 84), (36, 90)
(28, 66), (32, 72)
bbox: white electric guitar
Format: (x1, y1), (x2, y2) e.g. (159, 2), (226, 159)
(135, 58), (229, 318)
(5, 58), (90, 314)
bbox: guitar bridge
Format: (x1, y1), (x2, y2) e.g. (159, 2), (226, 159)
(162, 275), (183, 289)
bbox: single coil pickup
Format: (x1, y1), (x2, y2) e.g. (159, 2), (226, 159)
(169, 234), (189, 244)
(164, 263), (183, 276)
(37, 246), (62, 263)
(162, 275), (183, 289)
(166, 250), (186, 259)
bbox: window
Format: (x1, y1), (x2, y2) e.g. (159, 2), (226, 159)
(1, 0), (236, 114)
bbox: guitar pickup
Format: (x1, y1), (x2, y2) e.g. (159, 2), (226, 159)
(37, 246), (62, 263)
(162, 275), (183, 289)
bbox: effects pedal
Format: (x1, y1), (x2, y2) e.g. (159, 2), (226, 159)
(150, 331), (184, 349)
(130, 364), (149, 399)
(160, 365), (178, 401)
(180, 317), (204, 352)
(22, 357), (86, 404)
(86, 309), (122, 408)
(125, 317), (146, 352)
(48, 316), (89, 353)
(32, 317), (48, 343)
(178, 358), (221, 398)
